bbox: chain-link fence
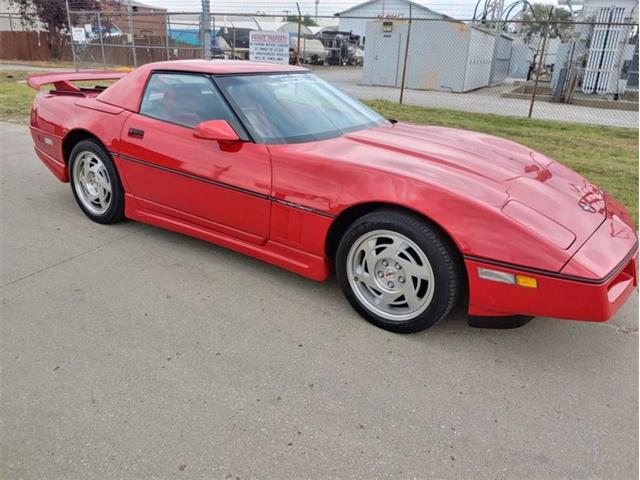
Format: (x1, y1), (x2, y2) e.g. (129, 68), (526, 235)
(2, 7), (638, 128)
(306, 14), (639, 128)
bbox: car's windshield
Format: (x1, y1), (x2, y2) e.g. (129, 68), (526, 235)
(215, 73), (389, 144)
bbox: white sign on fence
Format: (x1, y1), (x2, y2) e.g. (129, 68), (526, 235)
(71, 27), (86, 43)
(249, 31), (290, 65)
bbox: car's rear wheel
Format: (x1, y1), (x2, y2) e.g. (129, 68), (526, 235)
(69, 139), (124, 224)
(336, 209), (463, 333)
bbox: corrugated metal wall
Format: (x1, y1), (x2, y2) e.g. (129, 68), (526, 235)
(362, 19), (500, 93)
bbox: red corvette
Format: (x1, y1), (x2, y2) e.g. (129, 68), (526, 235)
(27, 60), (637, 333)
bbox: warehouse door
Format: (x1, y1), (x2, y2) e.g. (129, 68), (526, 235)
(368, 32), (401, 87)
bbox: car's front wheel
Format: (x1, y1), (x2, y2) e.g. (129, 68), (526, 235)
(69, 139), (124, 224)
(336, 209), (463, 333)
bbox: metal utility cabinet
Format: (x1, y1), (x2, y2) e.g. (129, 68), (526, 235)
(362, 19), (508, 92)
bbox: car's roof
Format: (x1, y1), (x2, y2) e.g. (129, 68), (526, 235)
(97, 60), (308, 112)
(143, 59), (308, 75)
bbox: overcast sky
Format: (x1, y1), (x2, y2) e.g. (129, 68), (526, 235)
(139, 0), (560, 19)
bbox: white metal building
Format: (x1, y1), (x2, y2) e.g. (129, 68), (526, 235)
(362, 18), (510, 92)
(334, 0), (447, 40)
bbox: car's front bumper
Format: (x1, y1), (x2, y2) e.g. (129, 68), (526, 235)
(465, 216), (638, 323)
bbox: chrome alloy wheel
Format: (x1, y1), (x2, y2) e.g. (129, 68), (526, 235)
(72, 151), (112, 215)
(346, 229), (436, 322)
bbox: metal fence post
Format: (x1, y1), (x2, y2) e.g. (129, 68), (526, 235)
(212, 16), (216, 58)
(127, 0), (137, 67)
(489, 7), (504, 86)
(399, 4), (412, 104)
(232, 28), (236, 59)
(202, 0), (212, 59)
(96, 11), (107, 69)
(296, 2), (302, 65)
(65, 0), (78, 71)
(165, 12), (171, 60)
(528, 13), (552, 118)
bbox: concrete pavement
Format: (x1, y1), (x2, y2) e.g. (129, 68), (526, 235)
(1, 122), (638, 479)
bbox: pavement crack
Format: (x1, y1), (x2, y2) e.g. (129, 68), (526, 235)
(597, 322), (638, 335)
(1, 225), (148, 289)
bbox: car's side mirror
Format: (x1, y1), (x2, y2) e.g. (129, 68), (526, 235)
(193, 119), (240, 144)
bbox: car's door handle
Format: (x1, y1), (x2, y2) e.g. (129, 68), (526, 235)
(128, 128), (144, 138)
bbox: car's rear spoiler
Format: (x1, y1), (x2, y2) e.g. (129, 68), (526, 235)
(26, 70), (129, 92)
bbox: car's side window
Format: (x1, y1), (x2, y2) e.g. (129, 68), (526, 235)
(139, 73), (239, 131)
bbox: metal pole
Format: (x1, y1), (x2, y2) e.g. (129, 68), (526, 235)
(8, 12), (13, 32)
(296, 2), (302, 65)
(212, 16), (216, 58)
(399, 5), (412, 104)
(489, 1), (504, 86)
(165, 12), (171, 60)
(65, 0), (78, 71)
(127, 0), (137, 67)
(528, 9), (552, 118)
(96, 12), (107, 69)
(202, 0), (212, 60)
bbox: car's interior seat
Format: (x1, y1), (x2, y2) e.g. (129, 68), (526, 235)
(161, 83), (204, 127)
(160, 82), (236, 129)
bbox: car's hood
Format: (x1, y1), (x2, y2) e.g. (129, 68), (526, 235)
(344, 123), (607, 246)
(345, 122), (545, 183)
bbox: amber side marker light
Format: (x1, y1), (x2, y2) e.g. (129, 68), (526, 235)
(515, 275), (538, 288)
(478, 268), (538, 288)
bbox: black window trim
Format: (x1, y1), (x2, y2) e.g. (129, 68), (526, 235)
(137, 70), (252, 142)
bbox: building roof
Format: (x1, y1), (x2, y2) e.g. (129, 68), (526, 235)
(335, 0), (446, 17)
(106, 0), (167, 11)
(212, 18), (313, 35)
(307, 25), (338, 35)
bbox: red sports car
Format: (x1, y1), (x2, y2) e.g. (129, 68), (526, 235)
(27, 60), (638, 333)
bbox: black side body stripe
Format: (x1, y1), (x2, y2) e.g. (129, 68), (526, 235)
(112, 152), (336, 219)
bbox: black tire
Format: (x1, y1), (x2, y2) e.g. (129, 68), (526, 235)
(335, 209), (463, 333)
(68, 139), (125, 224)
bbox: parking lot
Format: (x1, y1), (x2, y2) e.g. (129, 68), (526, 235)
(1, 122), (638, 478)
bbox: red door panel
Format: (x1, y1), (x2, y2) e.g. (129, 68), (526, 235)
(117, 114), (272, 243)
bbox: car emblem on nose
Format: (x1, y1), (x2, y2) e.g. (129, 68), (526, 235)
(578, 200), (597, 213)
(571, 181), (604, 214)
